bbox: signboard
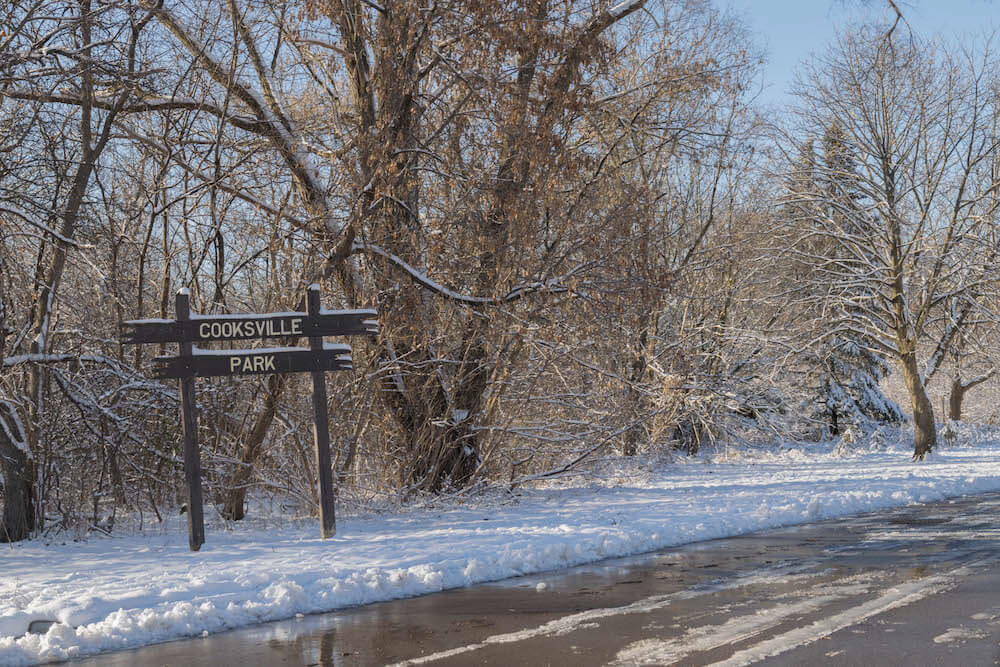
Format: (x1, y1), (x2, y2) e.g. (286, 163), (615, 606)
(151, 346), (352, 379)
(121, 310), (377, 344)
(121, 285), (376, 551)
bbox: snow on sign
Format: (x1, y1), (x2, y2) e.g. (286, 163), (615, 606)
(121, 285), (377, 552)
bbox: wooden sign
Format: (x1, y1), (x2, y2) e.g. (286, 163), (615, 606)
(121, 285), (376, 551)
(121, 310), (377, 344)
(151, 346), (352, 379)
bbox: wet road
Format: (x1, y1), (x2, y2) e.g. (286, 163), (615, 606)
(74, 493), (1000, 666)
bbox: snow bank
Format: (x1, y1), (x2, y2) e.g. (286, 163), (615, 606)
(4, 436), (1000, 664)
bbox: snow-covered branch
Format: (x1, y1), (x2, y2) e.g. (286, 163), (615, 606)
(350, 240), (583, 305)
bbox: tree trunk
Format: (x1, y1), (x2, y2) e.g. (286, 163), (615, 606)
(623, 317), (654, 456)
(373, 340), (480, 494)
(0, 411), (34, 542)
(948, 377), (966, 422)
(220, 374), (285, 521)
(900, 351), (936, 460)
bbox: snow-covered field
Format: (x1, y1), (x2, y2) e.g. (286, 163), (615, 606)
(4, 426), (1000, 665)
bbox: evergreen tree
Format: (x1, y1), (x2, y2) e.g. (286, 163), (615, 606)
(814, 121), (902, 434)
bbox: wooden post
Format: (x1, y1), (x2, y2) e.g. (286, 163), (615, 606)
(176, 289), (205, 551)
(307, 284), (336, 538)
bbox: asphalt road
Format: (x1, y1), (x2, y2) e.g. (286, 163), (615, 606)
(73, 492), (1000, 666)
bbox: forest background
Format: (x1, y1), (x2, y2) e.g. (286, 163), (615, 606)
(3, 0), (1000, 543)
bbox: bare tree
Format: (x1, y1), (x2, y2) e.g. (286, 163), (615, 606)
(99, 0), (745, 497)
(1, 0), (157, 540)
(785, 28), (1000, 459)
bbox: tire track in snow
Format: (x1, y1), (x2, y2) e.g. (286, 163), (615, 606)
(609, 574), (878, 665)
(618, 557), (995, 667)
(386, 563), (841, 666)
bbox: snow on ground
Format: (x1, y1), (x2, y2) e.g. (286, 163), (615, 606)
(4, 427), (1000, 665)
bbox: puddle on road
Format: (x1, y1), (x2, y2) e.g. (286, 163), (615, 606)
(889, 515), (951, 526)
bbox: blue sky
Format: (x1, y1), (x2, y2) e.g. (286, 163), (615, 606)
(724, 0), (999, 108)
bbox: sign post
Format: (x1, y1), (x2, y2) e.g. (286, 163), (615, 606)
(121, 287), (376, 550)
(176, 289), (205, 551)
(308, 285), (336, 538)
